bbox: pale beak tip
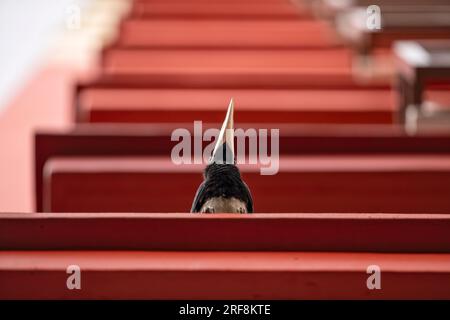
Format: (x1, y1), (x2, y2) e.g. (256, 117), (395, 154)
(210, 98), (236, 163)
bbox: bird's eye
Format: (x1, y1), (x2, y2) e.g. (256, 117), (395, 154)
(238, 207), (246, 214)
(203, 207), (215, 214)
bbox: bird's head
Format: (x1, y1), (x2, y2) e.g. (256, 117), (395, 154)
(191, 99), (253, 214)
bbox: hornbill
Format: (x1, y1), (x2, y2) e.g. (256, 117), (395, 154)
(190, 99), (253, 214)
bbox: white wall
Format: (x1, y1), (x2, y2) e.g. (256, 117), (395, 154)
(0, 0), (89, 112)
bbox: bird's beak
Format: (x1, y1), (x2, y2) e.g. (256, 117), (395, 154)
(211, 98), (235, 164)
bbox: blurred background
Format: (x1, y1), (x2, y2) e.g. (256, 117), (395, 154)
(1, 0), (450, 213)
(0, 0), (123, 211)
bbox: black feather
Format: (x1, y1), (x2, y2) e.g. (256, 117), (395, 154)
(191, 144), (253, 213)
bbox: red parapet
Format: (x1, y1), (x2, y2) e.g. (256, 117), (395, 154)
(43, 155), (450, 213)
(77, 87), (394, 124)
(114, 19), (340, 49)
(130, 0), (311, 19)
(1, 212), (450, 252)
(1, 251), (450, 299)
(34, 126), (450, 212)
(100, 48), (356, 88)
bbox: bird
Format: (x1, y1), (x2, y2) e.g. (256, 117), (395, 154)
(190, 99), (253, 214)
